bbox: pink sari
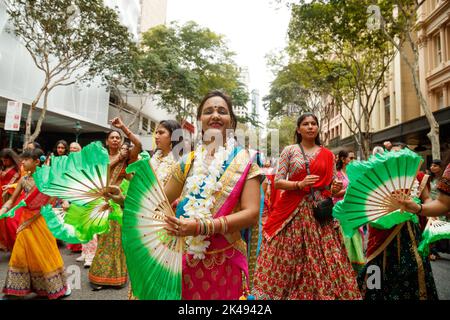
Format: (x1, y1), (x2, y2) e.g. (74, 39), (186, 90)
(179, 149), (260, 300)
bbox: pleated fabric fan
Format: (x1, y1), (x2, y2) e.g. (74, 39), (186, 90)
(333, 148), (423, 237)
(418, 218), (450, 256)
(40, 205), (87, 244)
(122, 158), (183, 300)
(33, 141), (123, 239)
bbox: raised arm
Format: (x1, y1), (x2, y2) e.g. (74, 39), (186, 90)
(110, 117), (143, 164)
(0, 177), (24, 215)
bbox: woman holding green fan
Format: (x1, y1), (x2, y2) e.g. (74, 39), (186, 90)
(252, 113), (361, 300)
(357, 145), (438, 300)
(88, 117), (142, 291)
(161, 90), (262, 300)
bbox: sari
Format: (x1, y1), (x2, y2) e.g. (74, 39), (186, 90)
(2, 176), (68, 299)
(253, 145), (361, 300)
(88, 156), (128, 287)
(357, 172), (438, 300)
(0, 166), (20, 251)
(172, 147), (260, 300)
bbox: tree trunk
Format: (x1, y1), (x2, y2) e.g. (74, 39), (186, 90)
(28, 88), (50, 145)
(23, 82), (48, 149)
(411, 62), (441, 160)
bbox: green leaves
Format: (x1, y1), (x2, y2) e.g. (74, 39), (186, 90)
(139, 21), (249, 122)
(5, 0), (136, 86)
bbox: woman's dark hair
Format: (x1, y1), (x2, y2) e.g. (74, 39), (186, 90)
(197, 90), (237, 130)
(0, 148), (21, 170)
(158, 120), (183, 150)
(53, 140), (69, 156)
(106, 130), (122, 140)
(295, 113), (321, 146)
(336, 150), (349, 171)
(21, 148), (45, 166)
(26, 141), (41, 149)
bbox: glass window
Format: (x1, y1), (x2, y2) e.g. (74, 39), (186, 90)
(384, 96), (391, 127)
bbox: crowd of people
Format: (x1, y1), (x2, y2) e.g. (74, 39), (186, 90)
(0, 89), (449, 300)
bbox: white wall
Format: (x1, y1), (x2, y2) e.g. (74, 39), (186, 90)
(0, 3), (110, 128)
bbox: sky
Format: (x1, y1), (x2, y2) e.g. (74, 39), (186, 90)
(166, 0), (291, 121)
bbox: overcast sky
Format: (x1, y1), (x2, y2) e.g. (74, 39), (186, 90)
(166, 0), (291, 120)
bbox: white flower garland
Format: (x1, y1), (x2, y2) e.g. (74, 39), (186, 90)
(150, 150), (176, 185)
(183, 136), (235, 259)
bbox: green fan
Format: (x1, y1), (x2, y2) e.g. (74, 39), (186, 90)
(122, 158), (183, 300)
(333, 148), (423, 238)
(34, 141), (110, 206)
(40, 205), (88, 244)
(33, 141), (125, 240)
(418, 218), (450, 256)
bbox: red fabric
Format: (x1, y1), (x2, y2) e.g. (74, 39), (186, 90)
(67, 244), (82, 252)
(0, 167), (20, 251)
(366, 172), (425, 258)
(263, 147), (335, 239)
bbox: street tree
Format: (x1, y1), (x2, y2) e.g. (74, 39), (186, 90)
(3, 0), (136, 148)
(286, 0), (396, 159)
(375, 0), (441, 159)
(140, 21), (249, 123)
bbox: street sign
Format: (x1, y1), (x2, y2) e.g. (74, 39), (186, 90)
(5, 101), (22, 131)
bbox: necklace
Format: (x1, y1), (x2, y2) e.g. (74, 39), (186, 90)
(183, 136), (235, 259)
(150, 150), (176, 186)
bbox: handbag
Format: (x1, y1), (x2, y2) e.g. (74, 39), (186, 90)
(299, 144), (334, 223)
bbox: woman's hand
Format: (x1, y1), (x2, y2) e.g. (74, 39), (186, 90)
(299, 175), (320, 189)
(110, 117), (125, 130)
(62, 200), (70, 211)
(396, 198), (421, 214)
(164, 215), (197, 237)
(0, 206), (8, 215)
(331, 179), (343, 195)
(105, 185), (125, 206)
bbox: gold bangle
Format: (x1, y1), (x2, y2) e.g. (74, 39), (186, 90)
(223, 216), (229, 234)
(218, 217), (226, 234)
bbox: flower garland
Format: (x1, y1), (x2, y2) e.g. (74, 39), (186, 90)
(183, 136), (235, 259)
(150, 150), (176, 186)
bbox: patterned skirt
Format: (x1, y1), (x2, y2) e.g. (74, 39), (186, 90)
(357, 222), (438, 300)
(89, 221), (127, 286)
(2, 215), (67, 299)
(252, 201), (361, 300)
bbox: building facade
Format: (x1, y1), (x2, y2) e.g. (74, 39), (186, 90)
(323, 0), (450, 164)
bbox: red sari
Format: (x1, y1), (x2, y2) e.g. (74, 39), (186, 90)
(0, 167), (21, 251)
(253, 145), (361, 300)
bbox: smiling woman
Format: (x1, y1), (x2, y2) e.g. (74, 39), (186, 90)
(159, 90), (262, 300)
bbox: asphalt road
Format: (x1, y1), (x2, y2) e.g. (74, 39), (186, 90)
(0, 246), (449, 300)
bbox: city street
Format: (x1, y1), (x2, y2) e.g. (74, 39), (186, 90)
(0, 245), (449, 300)
(0, 245), (128, 300)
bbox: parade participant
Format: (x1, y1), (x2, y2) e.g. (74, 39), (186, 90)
(0, 149), (21, 251)
(252, 113), (361, 300)
(358, 145), (438, 300)
(69, 142), (82, 153)
(398, 160), (450, 218)
(261, 159), (279, 225)
(333, 150), (365, 272)
(161, 90), (261, 300)
(89, 117), (142, 290)
(150, 120), (182, 185)
(0, 148), (69, 299)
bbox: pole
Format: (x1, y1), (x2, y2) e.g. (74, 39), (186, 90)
(9, 131), (14, 148)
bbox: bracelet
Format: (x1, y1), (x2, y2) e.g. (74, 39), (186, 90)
(296, 181), (302, 190)
(195, 218), (201, 236)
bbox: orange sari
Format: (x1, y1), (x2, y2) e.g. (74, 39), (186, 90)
(2, 176), (68, 299)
